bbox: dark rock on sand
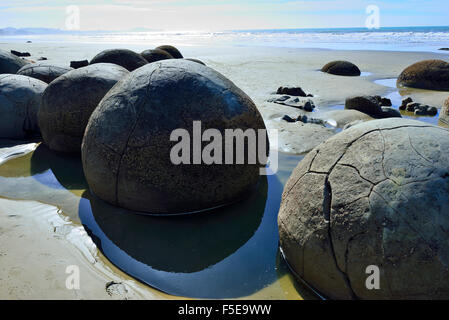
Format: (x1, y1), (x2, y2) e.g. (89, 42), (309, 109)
(439, 48), (449, 51)
(399, 97), (438, 116)
(11, 50), (31, 57)
(155, 45), (183, 59)
(70, 60), (89, 69)
(282, 115), (296, 123)
(277, 86), (307, 97)
(82, 59), (266, 214)
(37, 57), (47, 61)
(397, 59), (449, 91)
(279, 118), (449, 299)
(380, 97), (392, 106)
(39, 63), (129, 153)
(0, 49), (28, 74)
(269, 96), (315, 112)
(345, 95), (401, 118)
(141, 49), (173, 63)
(185, 58), (206, 65)
(0, 74), (47, 139)
(90, 49), (148, 71)
(321, 60), (361, 76)
(17, 62), (73, 84)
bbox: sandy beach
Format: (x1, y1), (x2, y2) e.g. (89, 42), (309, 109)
(0, 40), (448, 300)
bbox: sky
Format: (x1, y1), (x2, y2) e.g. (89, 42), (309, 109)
(0, 0), (448, 31)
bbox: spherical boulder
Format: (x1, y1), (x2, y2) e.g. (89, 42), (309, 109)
(39, 63), (129, 153)
(0, 49), (28, 74)
(90, 49), (148, 71)
(279, 118), (449, 299)
(17, 62), (73, 84)
(156, 45), (183, 59)
(0, 74), (47, 139)
(141, 49), (173, 63)
(82, 59), (266, 214)
(397, 60), (449, 91)
(321, 60), (361, 76)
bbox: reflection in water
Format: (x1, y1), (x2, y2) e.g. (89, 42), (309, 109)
(0, 141), (314, 299)
(79, 170), (314, 298)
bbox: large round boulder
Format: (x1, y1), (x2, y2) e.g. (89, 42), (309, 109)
(0, 74), (47, 139)
(39, 63), (129, 153)
(141, 49), (173, 63)
(397, 60), (449, 91)
(17, 62), (73, 84)
(0, 49), (28, 74)
(321, 60), (361, 76)
(156, 45), (183, 59)
(279, 118), (449, 299)
(81, 59), (266, 214)
(90, 49), (148, 71)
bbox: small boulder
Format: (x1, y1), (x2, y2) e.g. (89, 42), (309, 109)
(277, 86), (307, 97)
(90, 49), (148, 71)
(155, 45), (183, 59)
(0, 49), (28, 74)
(345, 95), (400, 118)
(37, 57), (47, 61)
(321, 60), (361, 76)
(0, 74), (47, 139)
(39, 63), (129, 153)
(141, 49), (173, 63)
(70, 60), (89, 69)
(439, 48), (449, 51)
(17, 62), (73, 84)
(397, 59), (449, 91)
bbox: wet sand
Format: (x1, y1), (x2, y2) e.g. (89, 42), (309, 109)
(0, 42), (448, 299)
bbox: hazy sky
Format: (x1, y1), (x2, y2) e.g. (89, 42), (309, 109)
(1, 0), (448, 31)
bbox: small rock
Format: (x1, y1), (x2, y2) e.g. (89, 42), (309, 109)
(380, 97), (392, 106)
(282, 115), (296, 123)
(26, 41), (32, 43)
(37, 57), (47, 61)
(277, 86), (307, 97)
(303, 100), (315, 112)
(439, 48), (449, 51)
(70, 60), (89, 69)
(11, 50), (31, 57)
(321, 60), (361, 76)
(400, 97), (413, 110)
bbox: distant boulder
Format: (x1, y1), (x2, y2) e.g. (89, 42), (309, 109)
(90, 49), (148, 71)
(70, 60), (89, 69)
(11, 50), (31, 57)
(156, 45), (183, 59)
(141, 49), (173, 63)
(321, 60), (361, 76)
(277, 86), (307, 97)
(397, 59), (449, 91)
(17, 62), (73, 84)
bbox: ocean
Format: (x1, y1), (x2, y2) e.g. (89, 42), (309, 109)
(1, 26), (449, 52)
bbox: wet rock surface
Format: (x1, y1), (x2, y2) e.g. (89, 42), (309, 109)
(397, 59), (449, 91)
(399, 97), (438, 116)
(279, 118), (449, 299)
(0, 49), (28, 74)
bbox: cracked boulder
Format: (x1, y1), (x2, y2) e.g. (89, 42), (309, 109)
(278, 118), (449, 299)
(0, 49), (29, 74)
(90, 49), (148, 71)
(81, 59), (266, 214)
(397, 60), (449, 91)
(39, 63), (129, 153)
(0, 74), (47, 139)
(17, 62), (73, 84)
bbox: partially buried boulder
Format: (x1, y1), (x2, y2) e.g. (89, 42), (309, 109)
(70, 60), (89, 69)
(141, 49), (173, 63)
(397, 59), (449, 91)
(321, 60), (361, 76)
(279, 118), (449, 299)
(17, 62), (73, 84)
(345, 95), (401, 118)
(156, 45), (183, 59)
(0, 49), (28, 74)
(81, 59), (266, 214)
(90, 49), (148, 71)
(0, 74), (47, 139)
(38, 63), (129, 153)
